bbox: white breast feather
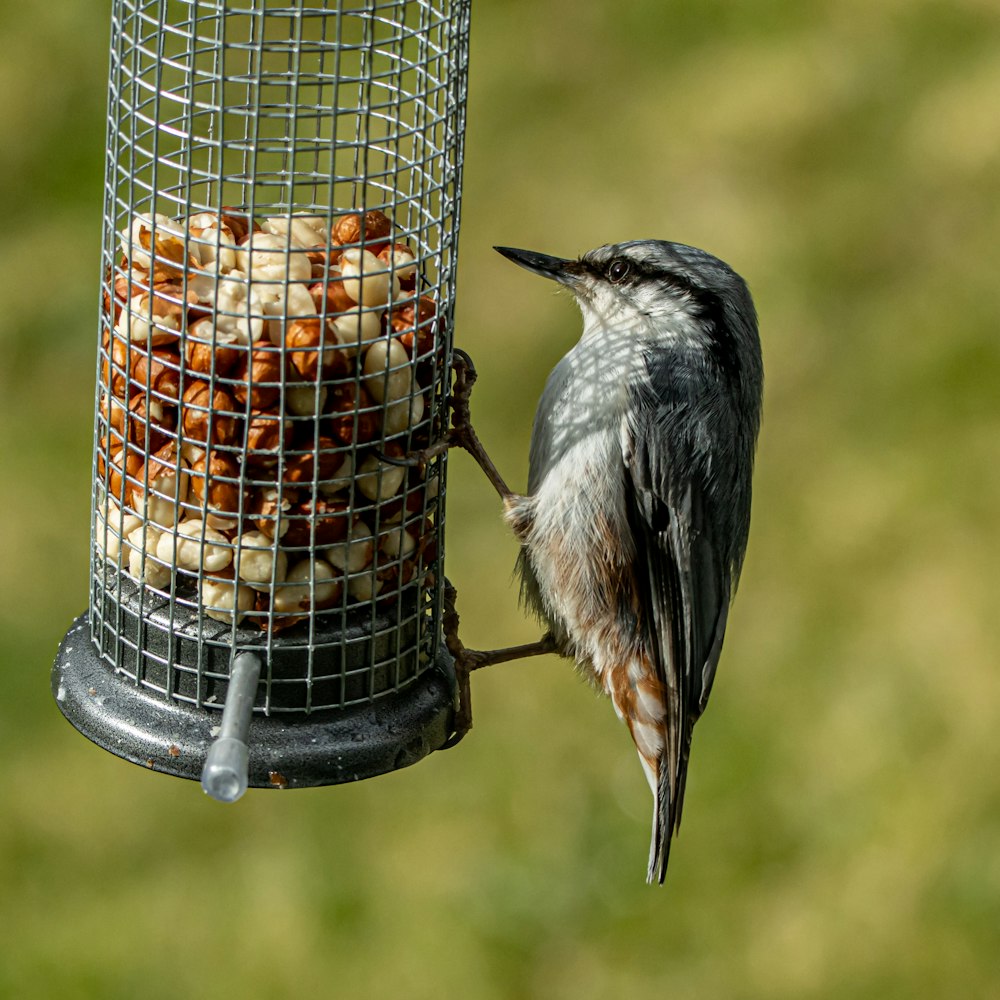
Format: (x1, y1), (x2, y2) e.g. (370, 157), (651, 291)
(518, 318), (649, 670)
(526, 429), (632, 671)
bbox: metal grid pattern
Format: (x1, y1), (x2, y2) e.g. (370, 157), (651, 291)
(90, 0), (471, 715)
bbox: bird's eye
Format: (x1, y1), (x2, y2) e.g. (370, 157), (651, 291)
(608, 259), (630, 283)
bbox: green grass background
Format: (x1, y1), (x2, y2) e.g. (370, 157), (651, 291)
(2, 1), (999, 997)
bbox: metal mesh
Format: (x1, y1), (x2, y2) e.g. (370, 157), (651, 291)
(90, 0), (470, 715)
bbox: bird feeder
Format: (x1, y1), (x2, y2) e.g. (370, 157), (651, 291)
(52, 0), (472, 798)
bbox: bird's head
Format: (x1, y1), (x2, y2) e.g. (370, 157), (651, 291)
(495, 241), (760, 381)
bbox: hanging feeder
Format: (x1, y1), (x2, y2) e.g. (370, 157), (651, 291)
(52, 0), (472, 798)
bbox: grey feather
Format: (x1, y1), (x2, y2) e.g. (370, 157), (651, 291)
(622, 250), (761, 882)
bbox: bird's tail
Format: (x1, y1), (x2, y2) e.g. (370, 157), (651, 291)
(645, 738), (692, 885)
(604, 653), (688, 884)
(631, 740), (676, 884)
(647, 761), (671, 884)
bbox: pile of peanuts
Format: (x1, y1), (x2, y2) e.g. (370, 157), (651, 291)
(95, 207), (440, 629)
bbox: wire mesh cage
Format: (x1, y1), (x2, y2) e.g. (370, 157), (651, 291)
(52, 0), (472, 793)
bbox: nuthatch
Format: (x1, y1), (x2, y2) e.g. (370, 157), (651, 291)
(438, 240), (762, 883)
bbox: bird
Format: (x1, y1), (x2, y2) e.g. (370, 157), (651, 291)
(477, 240), (763, 883)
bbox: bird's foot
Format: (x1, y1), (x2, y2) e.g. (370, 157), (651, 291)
(460, 635), (558, 672)
(379, 348), (512, 501)
(441, 578), (556, 747)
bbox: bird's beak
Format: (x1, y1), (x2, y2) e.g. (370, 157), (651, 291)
(494, 246), (581, 286)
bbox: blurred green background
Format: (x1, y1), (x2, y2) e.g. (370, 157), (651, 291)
(3, 1), (999, 997)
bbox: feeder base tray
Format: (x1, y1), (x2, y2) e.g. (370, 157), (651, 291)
(52, 613), (458, 788)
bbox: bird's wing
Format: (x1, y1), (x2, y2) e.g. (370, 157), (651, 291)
(621, 386), (732, 875)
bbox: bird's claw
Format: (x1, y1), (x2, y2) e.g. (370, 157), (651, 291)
(370, 446), (425, 468)
(424, 348), (480, 456)
(456, 647), (492, 673)
(374, 349), (478, 469)
(377, 347), (511, 499)
(447, 348), (479, 425)
(440, 581), (557, 748)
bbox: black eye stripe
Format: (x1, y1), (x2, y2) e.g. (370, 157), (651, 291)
(581, 255), (715, 312)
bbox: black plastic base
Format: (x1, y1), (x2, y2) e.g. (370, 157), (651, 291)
(52, 613), (458, 788)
